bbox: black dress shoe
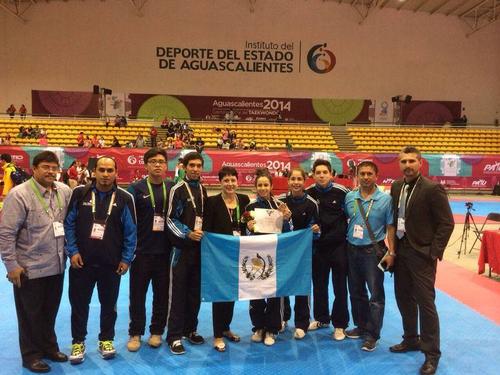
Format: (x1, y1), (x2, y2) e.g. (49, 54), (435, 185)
(420, 358), (439, 375)
(389, 340), (421, 353)
(44, 351), (68, 362)
(23, 359), (51, 373)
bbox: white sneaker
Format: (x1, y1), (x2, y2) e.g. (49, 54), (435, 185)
(264, 332), (276, 346)
(127, 335), (141, 352)
(333, 328), (346, 341)
(308, 320), (329, 331)
(294, 328), (306, 340)
(251, 329), (264, 342)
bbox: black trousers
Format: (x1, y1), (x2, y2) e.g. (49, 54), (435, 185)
(212, 302), (235, 338)
(166, 247), (201, 344)
(129, 253), (170, 336)
(283, 296), (311, 331)
(69, 265), (121, 343)
(311, 243), (349, 328)
(249, 297), (283, 334)
(394, 239), (440, 359)
(13, 273), (64, 364)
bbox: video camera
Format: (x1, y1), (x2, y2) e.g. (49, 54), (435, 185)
(465, 201), (474, 210)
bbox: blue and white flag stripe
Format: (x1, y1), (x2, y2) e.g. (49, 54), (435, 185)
(201, 229), (312, 302)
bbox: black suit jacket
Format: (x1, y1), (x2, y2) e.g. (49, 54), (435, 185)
(203, 193), (250, 235)
(391, 175), (454, 260)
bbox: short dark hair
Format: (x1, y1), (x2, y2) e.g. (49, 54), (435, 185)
(400, 145), (422, 159)
(288, 167), (306, 180)
(32, 151), (59, 167)
(95, 156), (117, 170)
(0, 153), (12, 163)
(144, 148), (167, 164)
(255, 168), (272, 186)
(218, 166), (238, 181)
(182, 151), (204, 167)
(356, 160), (378, 175)
(312, 159), (333, 174)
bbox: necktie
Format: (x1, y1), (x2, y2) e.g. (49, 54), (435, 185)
(396, 184), (408, 239)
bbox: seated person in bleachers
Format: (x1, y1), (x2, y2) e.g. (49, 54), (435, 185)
(91, 134), (99, 148)
(18, 125), (25, 138)
(249, 139), (257, 151)
(120, 116), (128, 127)
(114, 115), (122, 127)
(83, 136), (92, 148)
(76, 131), (85, 147)
(97, 136), (106, 148)
(195, 137), (205, 153)
(174, 136), (184, 149)
(111, 136), (121, 147)
(217, 135), (224, 149)
(161, 116), (169, 129)
(135, 134), (145, 148)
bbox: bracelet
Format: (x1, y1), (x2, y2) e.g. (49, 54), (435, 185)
(387, 251), (396, 257)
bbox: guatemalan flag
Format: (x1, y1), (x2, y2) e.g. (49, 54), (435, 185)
(201, 229), (312, 302)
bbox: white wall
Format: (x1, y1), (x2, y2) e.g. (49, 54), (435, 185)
(1, 0), (499, 123)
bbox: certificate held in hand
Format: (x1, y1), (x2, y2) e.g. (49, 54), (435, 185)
(254, 208), (283, 234)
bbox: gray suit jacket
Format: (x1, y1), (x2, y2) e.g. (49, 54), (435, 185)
(391, 175), (454, 260)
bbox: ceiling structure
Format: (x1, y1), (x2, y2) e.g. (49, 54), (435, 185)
(0, 0), (498, 36)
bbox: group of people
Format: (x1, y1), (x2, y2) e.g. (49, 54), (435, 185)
(0, 145), (454, 375)
(6, 104), (27, 119)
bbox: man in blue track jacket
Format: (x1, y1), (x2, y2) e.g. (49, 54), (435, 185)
(64, 156), (137, 364)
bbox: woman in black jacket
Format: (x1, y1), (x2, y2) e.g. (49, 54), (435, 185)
(203, 166), (250, 352)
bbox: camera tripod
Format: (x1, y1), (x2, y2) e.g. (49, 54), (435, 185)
(457, 206), (481, 258)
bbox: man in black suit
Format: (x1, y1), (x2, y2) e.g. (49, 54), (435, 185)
(389, 146), (454, 375)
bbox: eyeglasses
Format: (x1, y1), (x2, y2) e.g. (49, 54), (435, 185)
(38, 165), (60, 172)
(147, 159), (167, 165)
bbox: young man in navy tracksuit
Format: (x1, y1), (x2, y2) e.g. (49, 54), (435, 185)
(64, 157), (137, 364)
(305, 159), (350, 341)
(126, 148), (173, 351)
(166, 152), (208, 355)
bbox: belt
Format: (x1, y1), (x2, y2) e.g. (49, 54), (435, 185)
(348, 241), (386, 250)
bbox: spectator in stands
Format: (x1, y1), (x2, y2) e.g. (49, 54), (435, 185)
(91, 134), (99, 148)
(286, 139), (293, 152)
(78, 164), (90, 185)
(67, 160), (79, 189)
(40, 128), (47, 139)
(249, 138), (257, 151)
(114, 115), (122, 128)
(161, 116), (169, 129)
(135, 134), (145, 148)
(6, 104), (16, 119)
(39, 134), (48, 147)
(26, 126), (34, 139)
(0, 153), (16, 198)
(76, 132), (85, 147)
(19, 104), (27, 120)
(120, 116), (128, 127)
(174, 137), (183, 149)
(83, 136), (92, 148)
(18, 125), (25, 138)
(163, 138), (174, 150)
(111, 136), (121, 148)
(216, 136), (223, 149)
(150, 127), (158, 148)
(97, 136), (106, 148)
(4, 133), (11, 145)
(235, 139), (244, 150)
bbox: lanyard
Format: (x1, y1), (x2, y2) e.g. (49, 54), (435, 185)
(146, 178), (167, 214)
(353, 198), (374, 220)
(184, 180), (204, 215)
(91, 190), (116, 223)
(29, 178), (62, 219)
(397, 176), (420, 211)
(224, 195), (240, 223)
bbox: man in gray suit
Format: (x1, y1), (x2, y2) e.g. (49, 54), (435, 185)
(389, 146), (454, 375)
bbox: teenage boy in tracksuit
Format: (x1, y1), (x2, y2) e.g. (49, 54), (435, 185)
(166, 152), (208, 355)
(305, 159), (350, 341)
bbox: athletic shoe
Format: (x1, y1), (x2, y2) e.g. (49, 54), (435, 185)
(333, 328), (346, 341)
(98, 340), (116, 359)
(69, 342), (85, 365)
(186, 332), (205, 345)
(345, 327), (363, 339)
(127, 336), (141, 352)
(294, 328), (306, 340)
(279, 320), (288, 333)
(251, 329), (264, 343)
(264, 332), (276, 346)
(308, 321), (329, 331)
(361, 338), (377, 352)
(169, 340), (186, 355)
(148, 334), (162, 348)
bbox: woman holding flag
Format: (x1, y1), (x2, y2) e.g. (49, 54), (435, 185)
(278, 168), (321, 339)
(245, 168), (292, 346)
(203, 167), (250, 352)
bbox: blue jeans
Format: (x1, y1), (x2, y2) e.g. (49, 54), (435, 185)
(347, 243), (385, 340)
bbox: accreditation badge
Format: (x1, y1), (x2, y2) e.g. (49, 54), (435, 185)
(397, 217), (406, 233)
(153, 214), (165, 232)
(353, 224), (364, 239)
(90, 221), (106, 240)
(53, 221), (65, 238)
(194, 216), (203, 231)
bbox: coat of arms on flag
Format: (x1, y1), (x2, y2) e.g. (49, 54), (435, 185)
(201, 229), (312, 302)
